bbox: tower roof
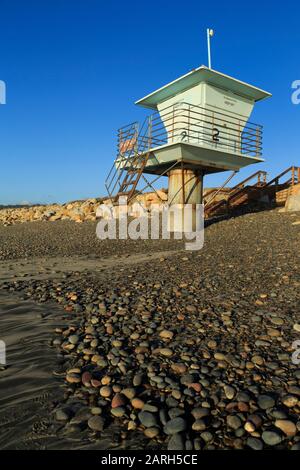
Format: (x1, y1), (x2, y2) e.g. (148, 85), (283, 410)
(135, 66), (271, 110)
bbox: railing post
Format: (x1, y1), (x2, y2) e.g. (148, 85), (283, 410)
(291, 166), (295, 186)
(256, 127), (260, 157)
(188, 103), (190, 143)
(135, 123), (139, 154)
(172, 105), (175, 143)
(148, 115), (152, 150)
(119, 129), (122, 156)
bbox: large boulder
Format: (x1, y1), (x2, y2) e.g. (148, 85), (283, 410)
(285, 194), (300, 212)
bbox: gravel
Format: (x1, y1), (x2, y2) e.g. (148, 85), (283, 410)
(1, 209), (300, 450)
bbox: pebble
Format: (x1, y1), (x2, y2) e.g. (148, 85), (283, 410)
(138, 411), (158, 428)
(163, 417), (187, 435)
(131, 398), (145, 410)
(251, 355), (264, 365)
(262, 431), (282, 446)
(100, 386), (112, 398)
(257, 394), (275, 410)
(214, 352), (227, 361)
(70, 408), (92, 425)
(267, 328), (280, 337)
(200, 431), (213, 443)
(133, 373), (143, 387)
(282, 395), (298, 408)
(88, 416), (105, 432)
(91, 407), (102, 415)
(81, 371), (92, 385)
(128, 421), (137, 431)
(66, 373), (81, 384)
(155, 348), (173, 357)
(167, 433), (185, 450)
(226, 415), (242, 430)
(224, 385), (236, 400)
(159, 330), (174, 340)
(171, 363), (187, 374)
(247, 437), (263, 450)
(186, 305), (197, 313)
(275, 419), (297, 436)
(111, 407), (126, 418)
(191, 408), (210, 419)
(68, 334), (79, 344)
(288, 386), (300, 396)
(111, 393), (126, 409)
(122, 388), (136, 400)
(143, 404), (159, 413)
(101, 375), (111, 385)
(55, 409), (70, 422)
(144, 427), (159, 438)
(270, 317), (284, 326)
(244, 421), (256, 433)
(192, 419), (206, 431)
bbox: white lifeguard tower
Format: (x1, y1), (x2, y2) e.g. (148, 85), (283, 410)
(105, 45), (271, 230)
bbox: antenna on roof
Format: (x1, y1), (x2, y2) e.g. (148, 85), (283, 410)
(207, 28), (214, 69)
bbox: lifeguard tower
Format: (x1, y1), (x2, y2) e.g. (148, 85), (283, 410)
(105, 53), (271, 230)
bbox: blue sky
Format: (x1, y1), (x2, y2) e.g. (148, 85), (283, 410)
(0, 0), (299, 204)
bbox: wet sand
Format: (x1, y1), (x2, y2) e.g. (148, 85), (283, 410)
(0, 292), (65, 449)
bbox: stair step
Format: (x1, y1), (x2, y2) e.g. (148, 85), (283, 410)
(121, 173), (138, 182)
(127, 168), (142, 173)
(121, 181), (138, 188)
(116, 191), (131, 197)
(106, 150), (151, 202)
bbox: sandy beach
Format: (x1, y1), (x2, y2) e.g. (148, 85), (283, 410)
(0, 209), (300, 450)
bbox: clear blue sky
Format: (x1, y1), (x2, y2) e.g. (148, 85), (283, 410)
(0, 0), (299, 204)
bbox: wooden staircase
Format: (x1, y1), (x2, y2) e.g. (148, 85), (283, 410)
(204, 166), (300, 218)
(205, 170), (267, 217)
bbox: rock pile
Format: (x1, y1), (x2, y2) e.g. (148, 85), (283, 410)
(0, 199), (99, 225)
(0, 190), (169, 226)
(0, 187), (229, 225)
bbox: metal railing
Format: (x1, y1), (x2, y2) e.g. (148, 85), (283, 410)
(117, 102), (263, 160)
(105, 116), (152, 199)
(106, 102), (264, 200)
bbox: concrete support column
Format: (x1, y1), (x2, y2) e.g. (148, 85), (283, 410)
(167, 168), (203, 233)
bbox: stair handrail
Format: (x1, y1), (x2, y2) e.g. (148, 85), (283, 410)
(205, 170), (268, 215)
(105, 121), (139, 198)
(204, 171), (238, 207)
(264, 166), (300, 188)
(105, 114), (155, 200)
(105, 118), (147, 198)
(228, 170), (267, 192)
(205, 170), (267, 209)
